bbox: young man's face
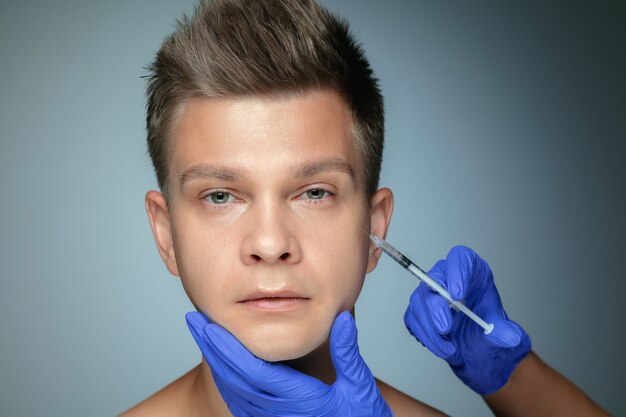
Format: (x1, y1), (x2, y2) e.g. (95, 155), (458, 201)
(146, 90), (392, 361)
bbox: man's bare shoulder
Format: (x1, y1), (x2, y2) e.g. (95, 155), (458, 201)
(118, 365), (200, 417)
(376, 378), (449, 417)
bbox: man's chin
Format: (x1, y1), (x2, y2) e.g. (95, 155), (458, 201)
(248, 336), (327, 362)
(234, 322), (331, 363)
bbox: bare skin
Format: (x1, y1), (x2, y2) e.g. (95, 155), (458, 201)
(119, 360), (448, 417)
(484, 352), (610, 417)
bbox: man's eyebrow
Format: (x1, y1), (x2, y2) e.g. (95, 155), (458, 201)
(179, 158), (355, 187)
(179, 164), (249, 186)
(290, 158), (355, 180)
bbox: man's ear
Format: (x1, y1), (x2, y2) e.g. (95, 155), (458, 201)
(145, 190), (180, 277)
(367, 187), (393, 273)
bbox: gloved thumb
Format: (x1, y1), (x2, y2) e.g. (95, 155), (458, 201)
(329, 311), (369, 383)
(186, 311), (212, 348)
(484, 318), (524, 348)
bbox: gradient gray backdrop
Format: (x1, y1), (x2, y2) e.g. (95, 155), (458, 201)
(1, 1), (624, 416)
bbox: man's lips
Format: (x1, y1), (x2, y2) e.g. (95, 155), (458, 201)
(240, 290), (308, 302)
(239, 290), (310, 311)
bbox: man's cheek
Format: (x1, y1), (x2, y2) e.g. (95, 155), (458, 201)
(328, 265), (366, 308)
(178, 257), (221, 308)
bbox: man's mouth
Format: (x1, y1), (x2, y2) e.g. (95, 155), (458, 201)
(239, 290), (310, 311)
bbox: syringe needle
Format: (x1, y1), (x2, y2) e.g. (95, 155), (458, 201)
(370, 234), (494, 334)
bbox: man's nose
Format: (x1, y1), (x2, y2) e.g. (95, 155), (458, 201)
(240, 202), (302, 265)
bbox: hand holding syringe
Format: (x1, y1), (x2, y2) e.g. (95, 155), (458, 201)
(370, 234), (494, 334)
(371, 234), (531, 394)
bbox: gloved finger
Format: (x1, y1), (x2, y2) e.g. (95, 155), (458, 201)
(423, 288), (453, 335)
(425, 261), (456, 335)
(186, 313), (325, 413)
(330, 311), (376, 385)
(188, 318), (336, 416)
(330, 312), (395, 417)
(227, 403), (253, 417)
(404, 298), (456, 359)
(189, 327), (259, 397)
(214, 369), (309, 417)
(186, 312), (272, 402)
(407, 281), (453, 336)
(446, 246), (477, 301)
(212, 372), (255, 417)
(199, 330), (307, 414)
(200, 321), (327, 400)
(186, 312), (232, 373)
(187, 311), (318, 395)
(483, 318), (525, 349)
(212, 362), (300, 416)
(186, 311), (213, 341)
(213, 360), (330, 417)
(427, 259), (449, 291)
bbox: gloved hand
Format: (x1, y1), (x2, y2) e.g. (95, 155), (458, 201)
(404, 245), (531, 395)
(186, 310), (393, 417)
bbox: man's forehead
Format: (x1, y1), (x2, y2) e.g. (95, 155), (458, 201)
(171, 90), (354, 131)
(167, 91), (365, 184)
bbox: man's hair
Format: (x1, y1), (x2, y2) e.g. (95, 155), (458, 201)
(145, 0), (384, 198)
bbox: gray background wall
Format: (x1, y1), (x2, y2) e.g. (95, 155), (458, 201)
(1, 1), (624, 416)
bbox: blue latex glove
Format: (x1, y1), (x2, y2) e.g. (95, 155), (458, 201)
(404, 245), (531, 395)
(186, 310), (393, 417)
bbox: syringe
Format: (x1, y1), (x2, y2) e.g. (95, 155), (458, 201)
(370, 234), (494, 334)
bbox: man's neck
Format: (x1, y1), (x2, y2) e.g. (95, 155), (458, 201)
(279, 337), (336, 384)
(190, 361), (232, 416)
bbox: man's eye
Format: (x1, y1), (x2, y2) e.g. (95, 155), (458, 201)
(205, 191), (235, 204)
(302, 188), (332, 200)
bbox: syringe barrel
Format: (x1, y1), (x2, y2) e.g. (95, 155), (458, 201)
(407, 261), (494, 334)
(451, 301), (494, 334)
(369, 234), (494, 334)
